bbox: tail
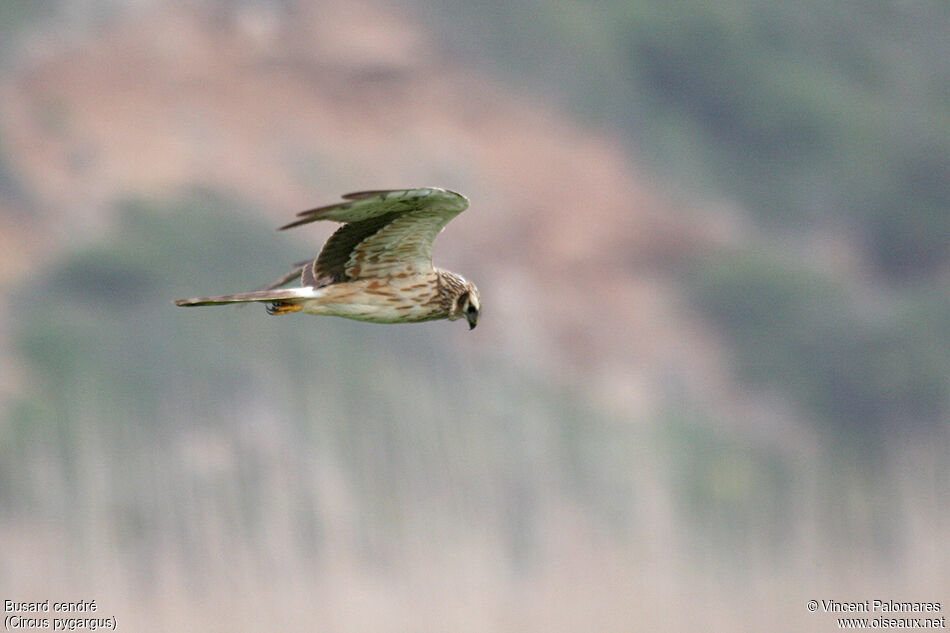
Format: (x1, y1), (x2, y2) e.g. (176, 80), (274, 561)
(174, 287), (316, 307)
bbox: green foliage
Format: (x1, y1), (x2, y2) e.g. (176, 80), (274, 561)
(0, 133), (30, 209)
(661, 412), (794, 559)
(415, 0), (950, 439)
(418, 0), (950, 278)
(0, 1), (58, 50)
(14, 191), (291, 425)
(5, 190), (628, 564)
(864, 140), (950, 277)
(691, 252), (950, 440)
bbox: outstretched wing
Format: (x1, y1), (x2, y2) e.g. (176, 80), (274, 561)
(281, 188), (469, 286)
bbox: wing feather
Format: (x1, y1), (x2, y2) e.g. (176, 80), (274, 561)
(307, 212), (402, 286)
(282, 188), (470, 286)
(279, 187), (468, 230)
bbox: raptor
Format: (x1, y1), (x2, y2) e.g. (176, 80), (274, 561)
(175, 188), (480, 329)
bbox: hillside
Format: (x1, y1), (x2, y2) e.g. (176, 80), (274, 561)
(0, 1), (739, 422)
(0, 2), (946, 631)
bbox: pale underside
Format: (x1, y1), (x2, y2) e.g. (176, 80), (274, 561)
(294, 272), (449, 323)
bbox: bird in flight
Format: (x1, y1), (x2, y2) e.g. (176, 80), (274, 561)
(175, 188), (480, 329)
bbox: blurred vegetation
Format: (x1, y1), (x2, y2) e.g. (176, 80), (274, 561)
(5, 190), (852, 578)
(417, 0), (950, 441)
(691, 252), (950, 441)
(661, 412), (795, 561)
(1, 4), (946, 612)
(0, 134), (28, 212)
(422, 0), (950, 275)
(0, 0), (59, 54)
(3, 190), (652, 570)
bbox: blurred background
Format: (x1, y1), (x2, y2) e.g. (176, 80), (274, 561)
(0, 1), (948, 630)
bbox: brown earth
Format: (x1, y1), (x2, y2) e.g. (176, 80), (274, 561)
(0, 1), (747, 422)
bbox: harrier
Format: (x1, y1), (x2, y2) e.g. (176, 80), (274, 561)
(175, 188), (480, 329)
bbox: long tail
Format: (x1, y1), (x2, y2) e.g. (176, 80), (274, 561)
(174, 287), (315, 307)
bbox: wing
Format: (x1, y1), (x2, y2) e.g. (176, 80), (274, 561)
(279, 187), (468, 229)
(282, 188), (470, 286)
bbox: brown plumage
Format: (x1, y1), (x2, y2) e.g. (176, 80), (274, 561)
(175, 188), (481, 329)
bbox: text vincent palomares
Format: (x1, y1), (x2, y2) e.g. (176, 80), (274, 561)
(819, 600), (942, 613)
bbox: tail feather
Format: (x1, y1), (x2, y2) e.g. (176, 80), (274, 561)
(174, 287), (315, 307)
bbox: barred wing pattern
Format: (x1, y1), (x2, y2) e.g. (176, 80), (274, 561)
(281, 188), (470, 287)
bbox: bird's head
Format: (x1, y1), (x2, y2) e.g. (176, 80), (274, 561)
(451, 281), (481, 330)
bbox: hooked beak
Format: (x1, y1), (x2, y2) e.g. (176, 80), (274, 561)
(466, 313), (478, 330)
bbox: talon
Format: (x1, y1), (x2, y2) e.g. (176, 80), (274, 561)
(267, 301), (302, 315)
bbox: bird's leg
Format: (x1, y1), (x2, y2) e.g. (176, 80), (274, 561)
(266, 301), (302, 315)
